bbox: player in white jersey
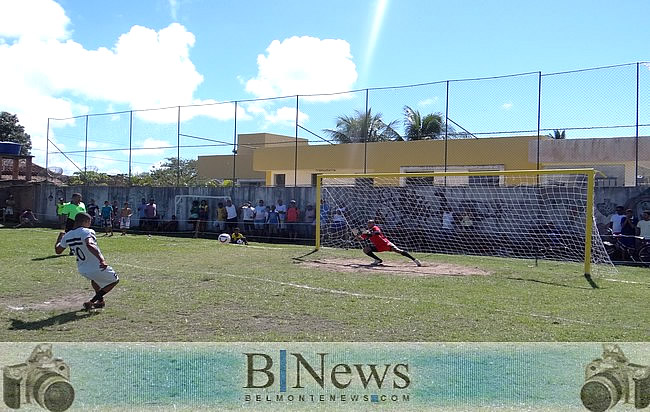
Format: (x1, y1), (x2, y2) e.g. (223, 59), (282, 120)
(55, 212), (119, 310)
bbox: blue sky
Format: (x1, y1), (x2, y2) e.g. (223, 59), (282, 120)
(1, 0), (649, 175)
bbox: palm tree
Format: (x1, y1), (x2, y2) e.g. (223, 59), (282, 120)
(403, 106), (444, 140)
(548, 129), (566, 139)
(323, 109), (401, 143)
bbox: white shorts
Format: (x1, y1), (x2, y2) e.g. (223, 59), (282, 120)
(80, 266), (119, 288)
(120, 217), (130, 229)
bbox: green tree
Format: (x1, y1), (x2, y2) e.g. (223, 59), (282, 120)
(549, 129), (566, 139)
(323, 109), (401, 143)
(403, 106), (444, 140)
(0, 112), (32, 155)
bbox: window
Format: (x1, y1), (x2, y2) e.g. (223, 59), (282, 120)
(275, 174), (285, 187)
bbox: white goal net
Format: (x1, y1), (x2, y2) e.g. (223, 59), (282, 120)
(317, 170), (614, 276)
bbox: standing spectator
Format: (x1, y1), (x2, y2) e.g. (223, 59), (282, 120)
(111, 200), (120, 229)
(320, 199), (330, 234)
(267, 205), (280, 240)
(120, 202), (133, 236)
(137, 198), (147, 229)
(637, 210), (650, 238)
(189, 200), (200, 234)
(253, 200), (267, 237)
(608, 206), (625, 235)
(620, 209), (638, 249)
(241, 202), (255, 234)
(144, 198), (157, 231)
(56, 197), (66, 228)
(216, 202), (227, 232)
(276, 199), (287, 233)
(303, 204), (316, 240)
(4, 194), (16, 222)
(198, 200), (209, 234)
(330, 209), (347, 238)
(86, 199), (98, 226)
(225, 199), (238, 232)
(100, 201), (114, 236)
(286, 200), (300, 240)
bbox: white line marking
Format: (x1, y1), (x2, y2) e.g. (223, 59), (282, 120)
(118, 262), (410, 301)
(603, 278), (650, 286)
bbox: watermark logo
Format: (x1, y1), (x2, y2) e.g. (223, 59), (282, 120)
(243, 350), (411, 404)
(3, 343), (75, 412)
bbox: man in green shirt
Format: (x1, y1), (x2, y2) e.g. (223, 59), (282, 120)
(61, 193), (86, 232)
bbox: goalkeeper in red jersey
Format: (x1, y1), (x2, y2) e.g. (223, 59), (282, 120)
(357, 220), (421, 266)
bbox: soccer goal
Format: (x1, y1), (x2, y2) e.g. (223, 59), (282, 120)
(315, 169), (613, 284)
(174, 195), (231, 232)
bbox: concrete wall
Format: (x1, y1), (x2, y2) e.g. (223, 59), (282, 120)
(25, 183), (650, 234)
(31, 183), (319, 231)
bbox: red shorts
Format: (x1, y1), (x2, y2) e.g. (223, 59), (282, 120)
(370, 241), (394, 253)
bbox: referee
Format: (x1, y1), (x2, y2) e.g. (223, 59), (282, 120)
(60, 193), (86, 232)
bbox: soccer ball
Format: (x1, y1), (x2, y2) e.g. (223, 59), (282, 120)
(236, 239), (244, 245)
(218, 233), (231, 243)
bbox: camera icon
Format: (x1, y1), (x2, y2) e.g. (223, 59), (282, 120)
(581, 344), (650, 411)
(3, 343), (75, 411)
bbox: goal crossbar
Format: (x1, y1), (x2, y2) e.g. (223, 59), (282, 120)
(315, 169), (598, 282)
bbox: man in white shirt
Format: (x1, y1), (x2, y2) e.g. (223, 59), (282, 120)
(241, 202), (255, 234)
(55, 213), (119, 310)
(276, 199), (287, 231)
(253, 200), (268, 236)
(608, 206), (625, 234)
(225, 199), (238, 232)
(637, 210), (650, 238)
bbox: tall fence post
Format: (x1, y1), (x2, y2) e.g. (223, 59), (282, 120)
(444, 81), (449, 172)
(176, 106), (181, 187)
(128, 110), (133, 185)
(84, 114), (89, 184)
(295, 95), (299, 187)
(364, 89), (369, 173)
(232, 101), (238, 191)
(537, 71), (542, 170)
(634, 62), (640, 187)
(45, 118), (50, 182)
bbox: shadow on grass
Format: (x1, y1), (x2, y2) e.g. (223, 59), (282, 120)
(31, 254), (67, 261)
(9, 310), (95, 330)
(506, 276), (596, 290)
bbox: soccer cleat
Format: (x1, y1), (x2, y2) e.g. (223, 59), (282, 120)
(92, 300), (105, 309)
(414, 259), (422, 267)
(82, 301), (94, 311)
(370, 259), (383, 266)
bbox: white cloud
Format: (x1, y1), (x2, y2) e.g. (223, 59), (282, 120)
(0, 0), (208, 168)
(502, 103), (513, 110)
(264, 106), (309, 126)
(127, 138), (171, 157)
(245, 36), (357, 101)
(0, 0), (69, 40)
(418, 97), (438, 107)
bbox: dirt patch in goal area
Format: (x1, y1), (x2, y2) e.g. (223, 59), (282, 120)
(298, 258), (490, 277)
(4, 292), (90, 312)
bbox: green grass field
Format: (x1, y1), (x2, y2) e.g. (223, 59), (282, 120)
(0, 228), (648, 342)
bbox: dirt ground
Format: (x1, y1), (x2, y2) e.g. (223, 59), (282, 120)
(298, 258), (490, 277)
(4, 291), (90, 311)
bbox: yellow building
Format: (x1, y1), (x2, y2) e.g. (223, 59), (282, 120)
(197, 134), (650, 187)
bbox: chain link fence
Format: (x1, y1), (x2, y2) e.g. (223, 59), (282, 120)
(45, 62), (650, 186)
